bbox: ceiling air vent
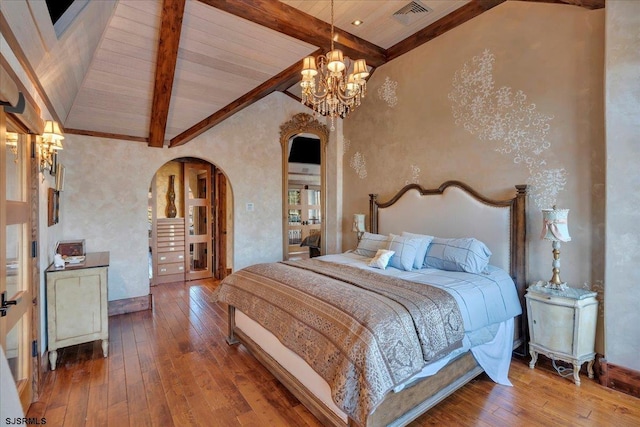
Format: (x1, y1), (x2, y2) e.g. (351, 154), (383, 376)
(392, 0), (432, 26)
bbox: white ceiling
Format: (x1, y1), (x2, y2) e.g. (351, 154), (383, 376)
(0, 0), (602, 147)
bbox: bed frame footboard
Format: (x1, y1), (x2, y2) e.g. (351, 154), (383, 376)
(226, 305), (483, 427)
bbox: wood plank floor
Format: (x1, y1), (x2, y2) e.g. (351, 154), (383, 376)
(27, 279), (640, 426)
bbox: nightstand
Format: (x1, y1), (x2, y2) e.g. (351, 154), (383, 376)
(45, 252), (110, 370)
(525, 283), (598, 385)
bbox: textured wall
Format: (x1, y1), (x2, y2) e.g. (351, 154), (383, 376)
(55, 92), (339, 301)
(342, 2), (605, 350)
(604, 0), (640, 372)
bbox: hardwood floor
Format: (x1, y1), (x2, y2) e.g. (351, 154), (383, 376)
(27, 279), (640, 426)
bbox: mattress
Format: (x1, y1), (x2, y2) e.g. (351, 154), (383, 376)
(230, 252), (522, 421)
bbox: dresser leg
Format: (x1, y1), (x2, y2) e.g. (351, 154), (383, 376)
(573, 362), (581, 386)
(587, 359), (595, 379)
(529, 350), (538, 369)
(102, 339), (109, 357)
(49, 350), (58, 371)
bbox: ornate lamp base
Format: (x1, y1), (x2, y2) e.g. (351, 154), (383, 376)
(542, 280), (567, 291)
(546, 240), (567, 290)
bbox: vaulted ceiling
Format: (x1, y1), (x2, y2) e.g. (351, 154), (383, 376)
(0, 0), (604, 148)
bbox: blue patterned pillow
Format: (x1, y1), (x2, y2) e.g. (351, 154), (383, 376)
(387, 234), (422, 271)
(354, 232), (388, 258)
(425, 237), (492, 274)
(401, 232), (434, 269)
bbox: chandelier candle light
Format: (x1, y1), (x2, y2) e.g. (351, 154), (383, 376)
(300, 0), (369, 130)
(540, 206), (571, 290)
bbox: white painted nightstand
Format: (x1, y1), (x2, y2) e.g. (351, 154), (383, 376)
(525, 283), (598, 385)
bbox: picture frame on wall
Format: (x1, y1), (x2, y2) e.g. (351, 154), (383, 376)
(55, 164), (65, 191)
(48, 188), (59, 226)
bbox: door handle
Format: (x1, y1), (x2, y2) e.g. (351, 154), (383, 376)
(0, 291), (18, 308)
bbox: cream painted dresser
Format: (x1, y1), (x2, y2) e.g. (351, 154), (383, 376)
(45, 252), (109, 370)
(525, 283), (598, 385)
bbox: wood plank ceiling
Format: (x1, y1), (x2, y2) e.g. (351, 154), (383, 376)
(16, 0), (606, 148)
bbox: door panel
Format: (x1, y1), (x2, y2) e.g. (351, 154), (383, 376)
(1, 112), (33, 411)
(184, 163), (212, 281)
(215, 171), (227, 279)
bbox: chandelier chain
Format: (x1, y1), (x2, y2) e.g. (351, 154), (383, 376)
(330, 0), (334, 51)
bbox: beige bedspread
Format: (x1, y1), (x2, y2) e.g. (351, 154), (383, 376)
(213, 259), (464, 425)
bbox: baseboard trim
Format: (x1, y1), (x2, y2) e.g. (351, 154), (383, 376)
(597, 356), (640, 399)
(108, 294), (153, 316)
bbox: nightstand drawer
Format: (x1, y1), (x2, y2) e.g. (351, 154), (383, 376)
(528, 298), (574, 354)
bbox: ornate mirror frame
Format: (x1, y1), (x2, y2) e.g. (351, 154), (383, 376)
(279, 113), (329, 260)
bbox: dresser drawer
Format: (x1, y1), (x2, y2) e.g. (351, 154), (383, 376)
(157, 221), (184, 231)
(157, 262), (185, 276)
(157, 230), (185, 239)
(156, 245), (185, 253)
(157, 252), (185, 264)
(157, 240), (184, 249)
(158, 235), (184, 246)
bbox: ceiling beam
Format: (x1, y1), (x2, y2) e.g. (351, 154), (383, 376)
(169, 50), (323, 148)
(148, 0), (186, 148)
(386, 0), (506, 62)
(65, 128), (149, 143)
(197, 0), (387, 67)
(524, 0), (605, 9)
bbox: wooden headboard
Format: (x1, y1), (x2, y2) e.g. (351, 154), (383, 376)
(369, 181), (528, 354)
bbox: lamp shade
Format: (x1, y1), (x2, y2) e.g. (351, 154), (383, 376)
(352, 214), (365, 233)
(301, 56), (318, 77)
(352, 59), (369, 81)
(326, 49), (345, 72)
(42, 120), (64, 142)
(541, 207), (571, 242)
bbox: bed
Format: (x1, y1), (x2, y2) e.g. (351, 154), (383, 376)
(215, 181), (527, 427)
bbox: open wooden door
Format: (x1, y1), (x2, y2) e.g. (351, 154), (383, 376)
(1, 112), (34, 411)
(214, 170), (228, 278)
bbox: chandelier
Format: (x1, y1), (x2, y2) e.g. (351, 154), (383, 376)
(300, 0), (369, 130)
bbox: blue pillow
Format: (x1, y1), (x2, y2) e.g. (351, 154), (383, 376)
(401, 232), (434, 269)
(354, 232), (388, 258)
(425, 237), (492, 274)
(387, 235), (421, 271)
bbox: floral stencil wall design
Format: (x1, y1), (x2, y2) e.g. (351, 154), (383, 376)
(378, 76), (399, 108)
(448, 49), (566, 209)
(405, 164), (421, 185)
(350, 152), (368, 179)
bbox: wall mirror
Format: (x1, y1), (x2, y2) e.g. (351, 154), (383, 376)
(280, 113), (329, 260)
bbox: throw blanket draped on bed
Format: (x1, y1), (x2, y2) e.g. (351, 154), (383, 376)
(213, 259), (464, 425)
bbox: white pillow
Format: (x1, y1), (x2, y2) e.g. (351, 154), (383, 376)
(387, 234), (422, 271)
(369, 249), (395, 269)
(401, 232), (434, 269)
(354, 232), (388, 258)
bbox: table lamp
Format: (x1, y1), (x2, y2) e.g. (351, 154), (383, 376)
(352, 214), (365, 243)
(541, 206), (571, 290)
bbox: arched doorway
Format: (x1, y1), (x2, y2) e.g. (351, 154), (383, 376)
(148, 157), (232, 285)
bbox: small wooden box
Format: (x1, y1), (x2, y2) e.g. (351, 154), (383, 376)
(55, 240), (86, 257)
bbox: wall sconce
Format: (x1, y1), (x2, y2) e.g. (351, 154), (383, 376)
(6, 132), (19, 163)
(352, 213), (366, 243)
(39, 120), (64, 174)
